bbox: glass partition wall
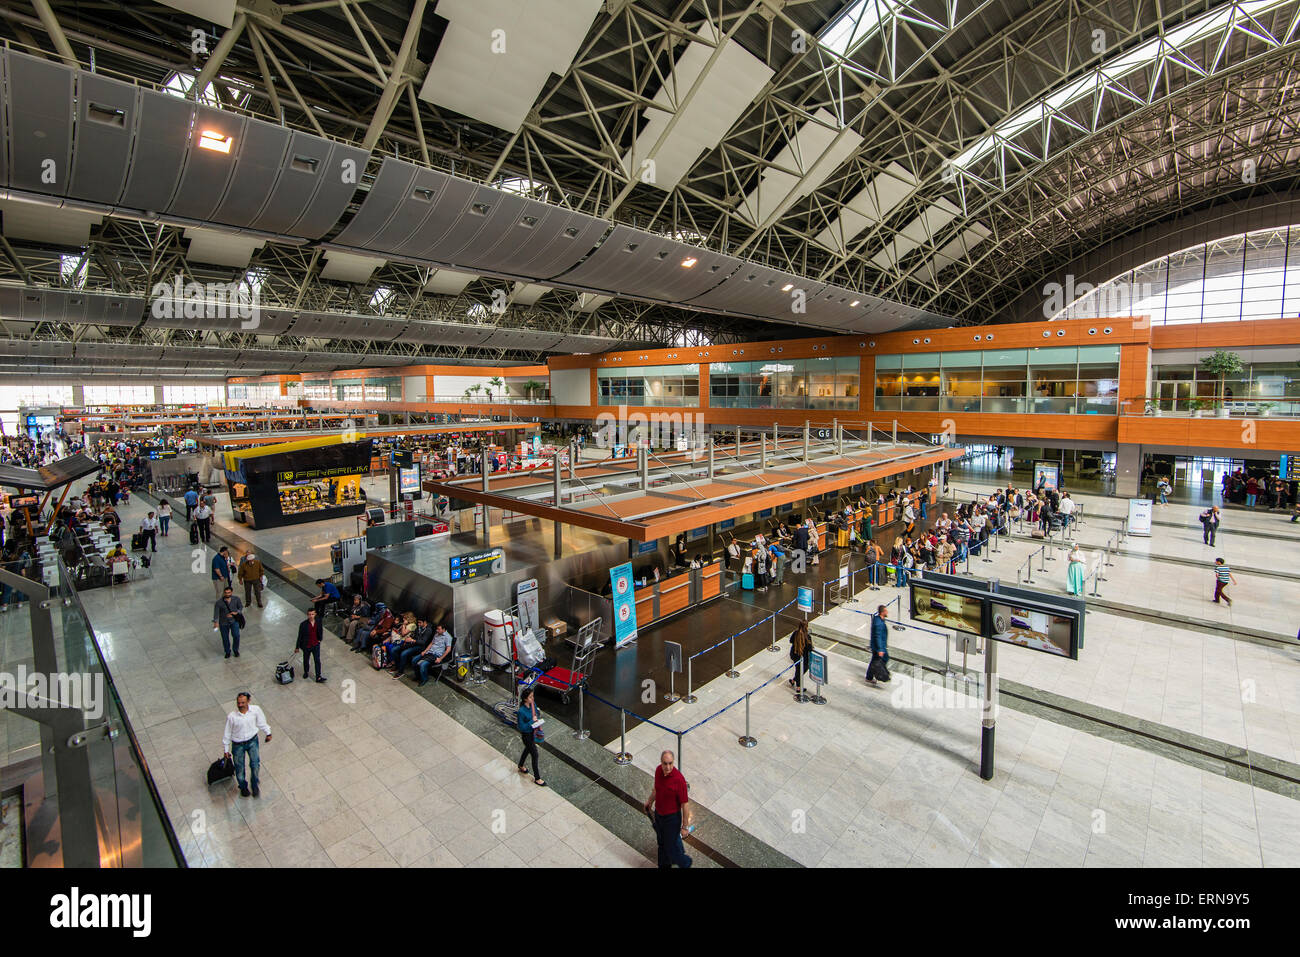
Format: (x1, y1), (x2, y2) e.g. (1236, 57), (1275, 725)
(875, 346), (1120, 414)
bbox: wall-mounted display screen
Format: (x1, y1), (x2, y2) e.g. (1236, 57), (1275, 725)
(910, 584), (984, 636)
(989, 602), (1077, 658)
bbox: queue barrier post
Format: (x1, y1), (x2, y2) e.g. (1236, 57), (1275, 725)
(726, 631), (740, 679)
(614, 710), (632, 765)
(683, 657), (697, 704)
(573, 688), (590, 740)
(1039, 546), (1048, 573)
(738, 692), (757, 748)
(768, 609), (780, 652)
(676, 732), (684, 773)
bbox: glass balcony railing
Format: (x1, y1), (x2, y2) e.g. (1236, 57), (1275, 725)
(0, 560), (184, 868)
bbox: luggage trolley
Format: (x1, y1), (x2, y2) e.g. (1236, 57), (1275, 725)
(514, 618), (602, 705)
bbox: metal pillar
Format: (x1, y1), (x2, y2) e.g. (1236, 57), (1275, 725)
(891, 420), (897, 446)
(980, 640), (998, 781)
(760, 433), (767, 470)
(835, 420), (843, 456)
(481, 449), (491, 547)
(552, 456), (563, 559)
(708, 440), (715, 478)
(867, 421), (873, 451)
(803, 421), (810, 462)
(639, 446), (649, 491)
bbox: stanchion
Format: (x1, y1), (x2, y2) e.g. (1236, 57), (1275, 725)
(614, 710), (632, 765)
(738, 692), (757, 748)
(767, 610), (780, 652)
(683, 658), (697, 704)
(676, 731), (684, 773)
(1039, 546), (1048, 573)
(572, 689), (590, 740)
(981, 536), (994, 563)
(726, 634), (739, 678)
(1104, 542), (1115, 567)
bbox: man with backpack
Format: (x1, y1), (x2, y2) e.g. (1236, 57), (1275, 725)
(1199, 506), (1221, 546)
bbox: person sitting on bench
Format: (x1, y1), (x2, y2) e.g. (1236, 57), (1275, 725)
(413, 624), (454, 687)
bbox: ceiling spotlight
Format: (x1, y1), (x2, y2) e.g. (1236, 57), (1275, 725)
(850, 300), (860, 307)
(198, 130), (233, 153)
(781, 283), (794, 292)
(681, 257), (697, 268)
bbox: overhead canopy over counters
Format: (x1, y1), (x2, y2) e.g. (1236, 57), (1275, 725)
(197, 421), (540, 449)
(425, 424), (963, 542)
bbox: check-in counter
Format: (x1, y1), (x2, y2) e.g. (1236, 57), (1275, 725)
(700, 561), (721, 600)
(628, 561), (725, 629)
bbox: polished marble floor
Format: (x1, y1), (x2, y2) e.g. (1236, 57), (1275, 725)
(68, 493), (649, 868)
(9, 466), (1298, 867)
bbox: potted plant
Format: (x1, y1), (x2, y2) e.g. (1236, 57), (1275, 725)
(1188, 399), (1203, 418)
(1257, 401), (1275, 418)
(523, 379), (543, 402)
(489, 376), (504, 401)
(469, 384), (483, 402)
(1198, 349), (1244, 418)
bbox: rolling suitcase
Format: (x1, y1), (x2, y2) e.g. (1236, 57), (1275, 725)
(189, 521), (200, 545)
(130, 531), (145, 551)
(742, 572), (755, 590)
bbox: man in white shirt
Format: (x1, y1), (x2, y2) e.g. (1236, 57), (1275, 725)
(139, 511), (159, 553)
(222, 692), (271, 797)
(193, 501), (213, 544)
(1059, 493), (1076, 525)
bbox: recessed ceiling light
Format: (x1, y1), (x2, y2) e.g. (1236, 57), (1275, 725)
(198, 130), (232, 153)
(781, 283), (794, 292)
(681, 257), (697, 268)
(850, 300), (860, 307)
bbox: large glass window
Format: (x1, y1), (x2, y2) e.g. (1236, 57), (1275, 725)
(599, 365), (699, 407)
(874, 346), (1120, 415)
(83, 384), (157, 405)
(163, 384), (226, 406)
(1050, 225), (1300, 325)
(709, 359), (858, 410)
(364, 377), (401, 402)
(1152, 356), (1300, 415)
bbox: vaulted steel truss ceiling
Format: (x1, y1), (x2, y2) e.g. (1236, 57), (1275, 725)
(2, 0), (1298, 377)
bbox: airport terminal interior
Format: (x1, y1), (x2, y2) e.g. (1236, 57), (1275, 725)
(0, 0), (1299, 877)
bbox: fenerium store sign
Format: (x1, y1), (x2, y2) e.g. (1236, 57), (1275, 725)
(276, 465), (369, 483)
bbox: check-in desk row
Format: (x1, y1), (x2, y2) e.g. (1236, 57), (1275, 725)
(873, 486), (939, 527)
(632, 560), (723, 628)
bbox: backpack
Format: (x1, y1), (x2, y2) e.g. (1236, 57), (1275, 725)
(371, 643), (388, 670)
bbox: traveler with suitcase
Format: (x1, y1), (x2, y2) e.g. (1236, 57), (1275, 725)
(295, 608), (326, 683)
(866, 604), (891, 685)
(221, 692), (270, 798)
(138, 512), (158, 553)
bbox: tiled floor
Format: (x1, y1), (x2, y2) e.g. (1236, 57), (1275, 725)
(10, 470), (1298, 867)
(608, 641), (1299, 867)
(68, 493), (649, 868)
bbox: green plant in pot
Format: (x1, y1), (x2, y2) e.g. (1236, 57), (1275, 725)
(1187, 399), (1203, 417)
(1198, 349), (1244, 417)
(1257, 401), (1275, 418)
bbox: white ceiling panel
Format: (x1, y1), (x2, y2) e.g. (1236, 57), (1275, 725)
(869, 198), (961, 271)
(738, 109), (862, 226)
(814, 162), (917, 252)
(320, 250), (383, 283)
(418, 0), (603, 131)
(622, 22), (772, 192)
(1, 201), (102, 245)
(423, 269), (478, 295)
(184, 227), (265, 267)
(915, 223), (994, 284)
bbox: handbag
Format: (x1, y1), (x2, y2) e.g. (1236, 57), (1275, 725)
(234, 612), (247, 628)
(259, 574), (267, 588)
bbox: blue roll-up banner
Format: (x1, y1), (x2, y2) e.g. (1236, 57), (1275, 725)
(610, 561), (638, 647)
(797, 587), (814, 614)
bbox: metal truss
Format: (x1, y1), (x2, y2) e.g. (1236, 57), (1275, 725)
(3, 0), (1297, 367)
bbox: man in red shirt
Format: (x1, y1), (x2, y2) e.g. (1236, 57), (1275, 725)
(644, 750), (693, 868)
(296, 608), (326, 683)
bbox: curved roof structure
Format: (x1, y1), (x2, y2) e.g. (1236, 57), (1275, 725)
(0, 0), (1295, 376)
